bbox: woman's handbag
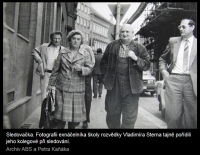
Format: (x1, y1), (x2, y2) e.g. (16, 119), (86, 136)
(39, 90), (57, 129)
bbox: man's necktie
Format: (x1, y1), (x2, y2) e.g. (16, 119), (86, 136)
(183, 39), (189, 72)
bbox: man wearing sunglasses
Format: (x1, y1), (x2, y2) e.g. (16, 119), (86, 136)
(159, 18), (197, 129)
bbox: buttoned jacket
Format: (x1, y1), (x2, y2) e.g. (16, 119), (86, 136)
(100, 39), (150, 94)
(48, 46), (93, 92)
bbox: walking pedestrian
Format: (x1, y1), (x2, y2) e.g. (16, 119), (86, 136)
(47, 30), (93, 129)
(31, 31), (64, 129)
(92, 48), (103, 98)
(159, 18), (197, 128)
(100, 24), (150, 129)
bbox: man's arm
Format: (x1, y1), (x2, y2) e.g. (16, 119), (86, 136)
(81, 44), (95, 67)
(128, 43), (150, 71)
(31, 46), (42, 65)
(100, 44), (109, 76)
(159, 42), (171, 79)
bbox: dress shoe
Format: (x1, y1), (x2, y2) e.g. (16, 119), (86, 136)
(82, 121), (88, 129)
(93, 95), (97, 98)
(98, 94), (101, 97)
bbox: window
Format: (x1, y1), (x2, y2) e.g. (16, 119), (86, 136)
(77, 3), (80, 9)
(77, 16), (79, 24)
(56, 2), (62, 31)
(84, 19), (86, 27)
(4, 2), (15, 29)
(87, 20), (90, 29)
(80, 17), (83, 25)
(93, 24), (96, 32)
(96, 25), (99, 34)
(7, 91), (15, 103)
(84, 5), (87, 13)
(100, 26), (102, 35)
(81, 4), (85, 11)
(86, 33), (88, 41)
(87, 7), (90, 14)
(94, 40), (97, 50)
(103, 28), (106, 36)
(18, 2), (31, 39)
(105, 29), (108, 37)
(82, 32), (85, 40)
(81, 3), (84, 11)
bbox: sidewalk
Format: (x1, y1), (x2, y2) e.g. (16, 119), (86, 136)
(20, 88), (167, 129)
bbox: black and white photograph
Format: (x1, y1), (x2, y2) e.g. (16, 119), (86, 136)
(3, 2), (197, 132)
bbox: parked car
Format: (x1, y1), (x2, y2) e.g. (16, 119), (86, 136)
(155, 80), (165, 119)
(142, 71), (156, 96)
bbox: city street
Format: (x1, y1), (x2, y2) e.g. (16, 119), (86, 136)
(22, 86), (167, 129)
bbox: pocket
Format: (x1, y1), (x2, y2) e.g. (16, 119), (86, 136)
(36, 63), (45, 76)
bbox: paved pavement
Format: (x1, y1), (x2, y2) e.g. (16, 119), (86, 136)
(21, 87), (167, 129)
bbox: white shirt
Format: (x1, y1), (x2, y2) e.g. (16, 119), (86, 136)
(46, 45), (60, 70)
(171, 36), (194, 74)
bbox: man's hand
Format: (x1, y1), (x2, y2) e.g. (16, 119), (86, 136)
(100, 74), (105, 84)
(74, 64), (82, 71)
(128, 50), (138, 61)
(46, 85), (53, 92)
(161, 70), (169, 79)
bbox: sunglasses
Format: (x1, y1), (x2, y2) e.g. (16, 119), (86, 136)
(178, 25), (191, 29)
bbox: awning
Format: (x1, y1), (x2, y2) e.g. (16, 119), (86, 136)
(136, 7), (197, 37)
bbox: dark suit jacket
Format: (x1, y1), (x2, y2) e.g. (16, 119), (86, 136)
(100, 39), (150, 94)
(159, 36), (197, 96)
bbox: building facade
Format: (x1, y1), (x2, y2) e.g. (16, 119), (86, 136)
(75, 3), (91, 45)
(75, 2), (114, 53)
(3, 2), (78, 128)
(135, 2), (197, 80)
(90, 7), (114, 53)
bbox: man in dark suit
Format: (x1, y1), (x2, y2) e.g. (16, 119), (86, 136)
(100, 24), (150, 129)
(92, 48), (103, 98)
(159, 18), (197, 128)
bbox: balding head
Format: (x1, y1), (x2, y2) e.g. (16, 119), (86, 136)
(120, 24), (134, 33)
(119, 24), (134, 44)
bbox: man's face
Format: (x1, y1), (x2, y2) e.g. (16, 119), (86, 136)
(52, 34), (61, 46)
(119, 25), (134, 42)
(178, 20), (194, 38)
(71, 34), (82, 48)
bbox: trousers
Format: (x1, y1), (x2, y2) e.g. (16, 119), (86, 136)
(105, 75), (140, 129)
(165, 74), (197, 128)
(93, 74), (103, 96)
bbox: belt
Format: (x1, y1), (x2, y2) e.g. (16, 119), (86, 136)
(45, 70), (52, 73)
(170, 73), (190, 76)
